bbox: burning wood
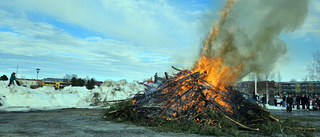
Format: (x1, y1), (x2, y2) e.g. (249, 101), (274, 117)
(105, 67), (275, 131)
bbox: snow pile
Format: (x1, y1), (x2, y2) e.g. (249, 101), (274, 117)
(0, 80), (145, 111)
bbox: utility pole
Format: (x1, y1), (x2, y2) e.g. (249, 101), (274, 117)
(266, 76), (269, 105)
(36, 68), (40, 88)
(255, 73), (257, 96)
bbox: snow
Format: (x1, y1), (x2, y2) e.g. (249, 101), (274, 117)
(0, 80), (146, 112)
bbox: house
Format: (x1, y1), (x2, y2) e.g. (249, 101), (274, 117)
(17, 79), (41, 89)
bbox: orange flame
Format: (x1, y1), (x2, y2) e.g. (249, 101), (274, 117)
(173, 112), (177, 117)
(191, 56), (243, 112)
(165, 0), (242, 116)
(132, 99), (136, 105)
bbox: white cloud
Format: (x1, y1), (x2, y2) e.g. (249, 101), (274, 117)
(0, 0), (206, 81)
(0, 6), (183, 81)
(4, 0), (200, 54)
(313, 0), (320, 13)
(290, 0), (320, 40)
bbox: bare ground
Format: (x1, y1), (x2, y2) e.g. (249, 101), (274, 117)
(0, 108), (319, 137)
(0, 108), (211, 137)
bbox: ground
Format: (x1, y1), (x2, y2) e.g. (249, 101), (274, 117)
(0, 108), (211, 137)
(0, 108), (319, 137)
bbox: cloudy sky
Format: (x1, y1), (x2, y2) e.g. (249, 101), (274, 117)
(0, 0), (319, 82)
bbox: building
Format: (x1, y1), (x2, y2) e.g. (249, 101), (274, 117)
(17, 79), (41, 88)
(276, 81), (320, 95)
(236, 81), (252, 94)
(236, 81), (276, 95)
(40, 78), (70, 89)
(40, 81), (70, 89)
(43, 78), (68, 82)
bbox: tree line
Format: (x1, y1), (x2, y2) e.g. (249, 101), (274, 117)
(0, 75), (8, 81)
(0, 74), (97, 90)
(64, 74), (97, 89)
(70, 77), (96, 89)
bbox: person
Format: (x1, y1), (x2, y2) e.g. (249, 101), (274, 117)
(316, 97), (320, 109)
(307, 95), (310, 110)
(296, 94), (301, 110)
(8, 72), (19, 87)
(312, 98), (317, 110)
(301, 95), (307, 110)
(274, 97), (277, 106)
(164, 72), (169, 80)
(286, 94), (294, 112)
(149, 77), (153, 83)
(282, 95), (286, 107)
(154, 73), (158, 83)
(261, 94), (267, 109)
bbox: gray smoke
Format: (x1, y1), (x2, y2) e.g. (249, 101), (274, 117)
(200, 0), (309, 79)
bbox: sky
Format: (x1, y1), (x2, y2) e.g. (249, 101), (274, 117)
(0, 0), (319, 82)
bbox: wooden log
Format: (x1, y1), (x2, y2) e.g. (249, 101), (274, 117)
(106, 99), (129, 102)
(268, 115), (279, 122)
(224, 115), (259, 131)
(108, 109), (124, 114)
(171, 66), (183, 71)
(84, 113), (103, 116)
(286, 127), (316, 131)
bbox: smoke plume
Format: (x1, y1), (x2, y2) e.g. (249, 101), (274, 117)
(198, 0), (309, 80)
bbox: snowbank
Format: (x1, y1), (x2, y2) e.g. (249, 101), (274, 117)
(0, 80), (145, 111)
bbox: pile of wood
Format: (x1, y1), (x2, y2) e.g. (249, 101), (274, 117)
(105, 66), (278, 131)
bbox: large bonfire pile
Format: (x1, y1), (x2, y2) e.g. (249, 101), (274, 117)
(105, 65), (277, 132)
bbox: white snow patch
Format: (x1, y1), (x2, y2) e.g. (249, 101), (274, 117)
(0, 80), (146, 112)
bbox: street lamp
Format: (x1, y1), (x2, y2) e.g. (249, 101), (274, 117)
(36, 68), (40, 88)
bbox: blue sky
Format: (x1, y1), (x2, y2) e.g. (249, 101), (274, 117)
(0, 0), (319, 82)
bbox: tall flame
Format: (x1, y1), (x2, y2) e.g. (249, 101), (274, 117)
(159, 0), (241, 114)
(190, 0), (240, 111)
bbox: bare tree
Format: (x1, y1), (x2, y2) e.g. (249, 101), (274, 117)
(290, 79), (297, 82)
(308, 50), (320, 81)
(265, 71), (275, 81)
(71, 74), (78, 79)
(63, 74), (72, 83)
(302, 76), (308, 82)
(247, 72), (265, 96)
(277, 71), (282, 82)
(248, 72), (263, 81)
(263, 71), (275, 103)
(277, 71), (282, 95)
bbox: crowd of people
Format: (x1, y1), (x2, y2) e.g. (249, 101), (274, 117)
(279, 93), (320, 112)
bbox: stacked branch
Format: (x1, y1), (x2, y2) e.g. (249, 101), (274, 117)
(105, 67), (276, 131)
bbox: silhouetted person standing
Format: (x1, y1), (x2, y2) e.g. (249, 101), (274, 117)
(282, 95), (286, 107)
(296, 94), (301, 110)
(287, 94), (294, 112)
(301, 95), (307, 109)
(261, 94), (267, 109)
(154, 73), (158, 83)
(307, 96), (310, 110)
(8, 72), (19, 87)
(274, 97), (277, 106)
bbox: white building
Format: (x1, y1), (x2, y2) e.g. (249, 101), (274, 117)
(17, 79), (40, 88)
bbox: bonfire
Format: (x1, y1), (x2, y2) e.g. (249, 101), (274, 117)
(104, 0), (274, 132)
(104, 0), (315, 135)
(105, 65), (278, 131)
